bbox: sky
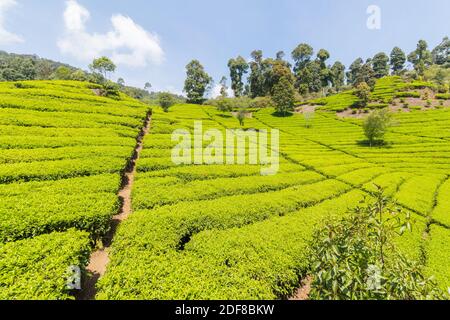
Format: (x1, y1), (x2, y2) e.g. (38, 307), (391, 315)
(0, 0), (449, 96)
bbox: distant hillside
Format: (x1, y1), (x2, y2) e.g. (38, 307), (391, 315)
(0, 51), (185, 104)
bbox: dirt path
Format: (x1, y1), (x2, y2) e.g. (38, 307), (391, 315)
(289, 276), (312, 300)
(76, 111), (152, 300)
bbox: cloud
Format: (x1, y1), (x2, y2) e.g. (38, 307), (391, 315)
(211, 84), (234, 99)
(0, 0), (23, 45)
(58, 0), (164, 67)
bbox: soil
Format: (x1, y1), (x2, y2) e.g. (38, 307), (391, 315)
(231, 111), (253, 118)
(76, 110), (152, 300)
(289, 276), (312, 300)
(295, 105), (318, 114)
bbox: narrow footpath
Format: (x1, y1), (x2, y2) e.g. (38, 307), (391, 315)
(77, 111), (152, 300)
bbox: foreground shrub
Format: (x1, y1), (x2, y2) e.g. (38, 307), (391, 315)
(308, 186), (445, 300)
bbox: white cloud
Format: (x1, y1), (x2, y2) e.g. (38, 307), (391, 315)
(211, 84), (234, 99)
(0, 0), (23, 45)
(58, 0), (164, 67)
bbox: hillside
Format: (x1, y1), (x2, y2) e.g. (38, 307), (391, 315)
(0, 79), (449, 300)
(300, 76), (449, 113)
(97, 100), (450, 299)
(0, 80), (150, 299)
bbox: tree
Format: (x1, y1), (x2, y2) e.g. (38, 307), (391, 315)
(89, 57), (116, 80)
(432, 37), (449, 66)
(291, 43), (314, 73)
(117, 78), (125, 87)
(353, 60), (376, 88)
(53, 66), (72, 80)
(347, 58), (364, 86)
(248, 50), (266, 98)
(435, 69), (446, 86)
(390, 47), (406, 75)
(372, 52), (390, 78)
(236, 109), (246, 126)
(363, 109), (392, 147)
(355, 82), (371, 108)
(272, 76), (295, 116)
(158, 92), (175, 112)
(309, 186), (444, 300)
(263, 59), (295, 95)
(292, 43), (314, 94)
(227, 56), (248, 97)
(144, 82), (152, 91)
(35, 61), (53, 80)
(219, 76), (228, 98)
(216, 98), (233, 113)
(183, 60), (212, 104)
(317, 49), (331, 90)
(330, 61), (346, 91)
(71, 70), (87, 81)
(408, 40), (432, 76)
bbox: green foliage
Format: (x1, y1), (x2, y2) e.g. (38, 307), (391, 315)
(272, 76), (295, 115)
(100, 81), (121, 99)
(355, 82), (371, 107)
(0, 229), (91, 300)
(249, 96), (275, 109)
(390, 47), (406, 75)
(363, 109), (392, 146)
(0, 80), (149, 245)
(53, 66), (72, 80)
(408, 40), (433, 76)
(372, 52), (390, 78)
(184, 60), (212, 104)
(431, 37), (449, 66)
(228, 56), (248, 97)
(309, 187), (445, 300)
(158, 92), (175, 112)
(396, 91), (421, 98)
(89, 56), (116, 80)
(436, 93), (450, 100)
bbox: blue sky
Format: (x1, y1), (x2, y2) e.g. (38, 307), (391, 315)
(1, 0), (449, 95)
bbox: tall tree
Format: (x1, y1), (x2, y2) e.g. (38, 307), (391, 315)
(432, 36), (450, 66)
(227, 56), (248, 97)
(317, 49), (331, 89)
(144, 82), (152, 91)
(272, 76), (296, 116)
(347, 58), (364, 86)
(390, 47), (406, 75)
(372, 52), (390, 78)
(264, 59), (295, 95)
(219, 76), (228, 98)
(408, 40), (433, 76)
(330, 61), (346, 91)
(248, 50), (266, 98)
(117, 78), (125, 87)
(291, 43), (314, 73)
(183, 60), (212, 104)
(355, 82), (371, 108)
(89, 57), (116, 80)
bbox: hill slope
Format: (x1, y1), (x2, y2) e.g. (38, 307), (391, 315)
(0, 80), (150, 299)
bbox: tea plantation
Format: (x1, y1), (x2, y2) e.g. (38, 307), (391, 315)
(97, 96), (450, 299)
(0, 81), (150, 299)
(0, 79), (449, 300)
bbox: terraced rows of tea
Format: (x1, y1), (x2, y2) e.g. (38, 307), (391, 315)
(97, 103), (450, 299)
(1, 80), (449, 300)
(0, 81), (150, 299)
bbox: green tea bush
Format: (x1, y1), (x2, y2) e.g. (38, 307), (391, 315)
(309, 187), (445, 300)
(0, 229), (91, 300)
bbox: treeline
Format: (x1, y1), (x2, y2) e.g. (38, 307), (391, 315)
(183, 37), (449, 110)
(0, 51), (185, 104)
